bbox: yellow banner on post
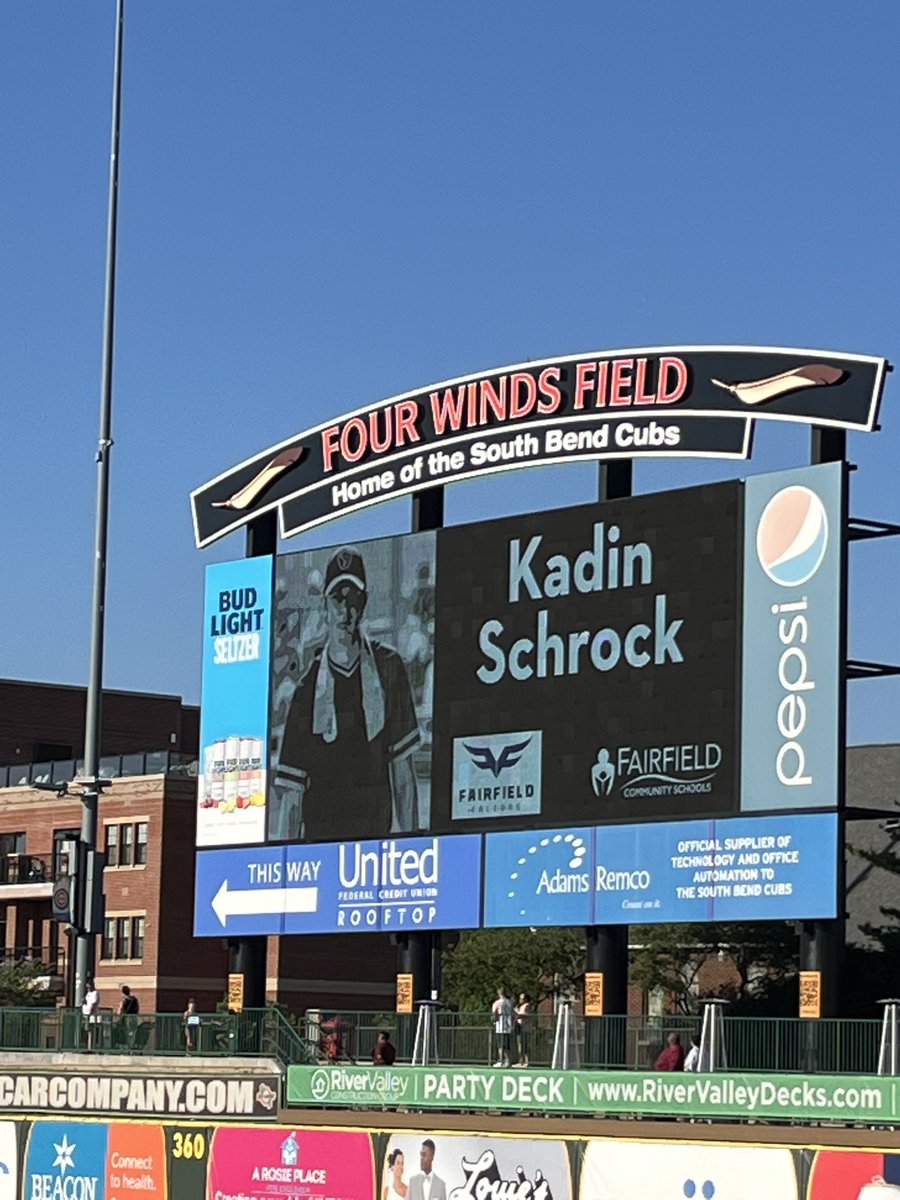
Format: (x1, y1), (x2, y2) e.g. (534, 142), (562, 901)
(585, 971), (604, 1017)
(799, 970), (822, 1019)
(227, 972), (245, 1013)
(396, 973), (414, 1014)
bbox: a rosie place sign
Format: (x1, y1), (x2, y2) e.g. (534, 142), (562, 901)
(191, 345), (886, 545)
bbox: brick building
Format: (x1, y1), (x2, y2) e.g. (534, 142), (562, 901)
(0, 679), (397, 1016)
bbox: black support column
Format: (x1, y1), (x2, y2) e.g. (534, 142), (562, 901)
(802, 428), (847, 1018)
(394, 487), (446, 1052)
(227, 513), (277, 1011)
(583, 460), (634, 1066)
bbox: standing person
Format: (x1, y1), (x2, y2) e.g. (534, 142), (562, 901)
(117, 985), (139, 1049)
(654, 1031), (686, 1071)
(118, 985), (139, 1016)
(183, 998), (200, 1052)
(373, 1030), (397, 1066)
(684, 1033), (701, 1072)
(81, 977), (100, 1051)
(272, 547), (421, 840)
(382, 1148), (408, 1200)
(320, 1013), (343, 1062)
(491, 988), (514, 1068)
(514, 993), (534, 1067)
(408, 1139), (446, 1200)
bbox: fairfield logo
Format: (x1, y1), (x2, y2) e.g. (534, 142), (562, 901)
(464, 736), (532, 778)
(597, 742), (722, 801)
(452, 731), (542, 821)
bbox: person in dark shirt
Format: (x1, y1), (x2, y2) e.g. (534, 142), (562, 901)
(654, 1031), (685, 1071)
(272, 546), (420, 841)
(116, 984), (140, 1049)
(118, 985), (139, 1016)
(373, 1030), (397, 1066)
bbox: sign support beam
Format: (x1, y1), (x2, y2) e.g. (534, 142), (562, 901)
(583, 460), (635, 1065)
(394, 486), (446, 1055)
(801, 427), (848, 1019)
(225, 511), (278, 1013)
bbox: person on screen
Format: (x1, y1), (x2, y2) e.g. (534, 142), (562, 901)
(271, 546), (420, 841)
(383, 1148), (408, 1200)
(654, 1031), (685, 1071)
(409, 1140), (446, 1200)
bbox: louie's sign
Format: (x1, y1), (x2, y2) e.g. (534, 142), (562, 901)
(191, 345), (887, 546)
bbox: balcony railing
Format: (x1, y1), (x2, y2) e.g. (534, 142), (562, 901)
(297, 1009), (886, 1076)
(0, 1006), (882, 1075)
(0, 853), (53, 885)
(0, 751), (198, 790)
(0, 1006), (311, 1061)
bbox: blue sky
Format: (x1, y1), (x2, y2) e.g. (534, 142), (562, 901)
(1, 3), (898, 744)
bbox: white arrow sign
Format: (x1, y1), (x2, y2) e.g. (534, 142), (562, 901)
(211, 879), (319, 927)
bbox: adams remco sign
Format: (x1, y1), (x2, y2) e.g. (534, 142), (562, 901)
(0, 1071), (280, 1120)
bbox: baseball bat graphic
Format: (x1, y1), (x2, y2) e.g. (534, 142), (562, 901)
(711, 363), (845, 406)
(212, 446), (304, 510)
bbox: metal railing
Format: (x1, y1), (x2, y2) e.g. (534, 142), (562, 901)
(0, 1006), (312, 1062)
(0, 854), (53, 885)
(0, 751), (198, 790)
(0, 1006), (883, 1074)
(305, 1009), (884, 1075)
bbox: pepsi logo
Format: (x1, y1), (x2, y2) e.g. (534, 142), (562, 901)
(756, 485), (828, 587)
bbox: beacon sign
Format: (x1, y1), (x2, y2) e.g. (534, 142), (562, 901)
(740, 463), (843, 811)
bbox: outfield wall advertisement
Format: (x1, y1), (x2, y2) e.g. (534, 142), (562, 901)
(3, 1114), (900, 1198)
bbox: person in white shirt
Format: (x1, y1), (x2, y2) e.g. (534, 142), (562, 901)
(408, 1140), (446, 1200)
(491, 988), (514, 1067)
(684, 1033), (701, 1072)
(81, 977), (101, 1051)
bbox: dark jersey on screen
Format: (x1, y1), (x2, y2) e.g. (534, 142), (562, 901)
(276, 641), (419, 841)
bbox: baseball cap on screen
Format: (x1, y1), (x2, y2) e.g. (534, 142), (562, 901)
(325, 547), (367, 595)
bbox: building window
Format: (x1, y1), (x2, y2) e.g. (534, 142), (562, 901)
(120, 824), (134, 867)
(33, 742), (72, 762)
(103, 821), (148, 869)
(115, 917), (131, 960)
(53, 830), (79, 878)
(101, 914), (144, 961)
(133, 916), (145, 959)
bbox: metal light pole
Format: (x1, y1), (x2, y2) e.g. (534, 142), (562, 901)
(72, 0), (125, 1009)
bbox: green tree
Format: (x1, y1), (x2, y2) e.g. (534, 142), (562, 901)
(0, 959), (59, 1007)
(441, 928), (585, 1010)
(629, 921), (798, 1015)
(846, 827), (900, 1014)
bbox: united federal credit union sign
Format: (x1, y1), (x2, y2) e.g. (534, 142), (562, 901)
(190, 345), (887, 545)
